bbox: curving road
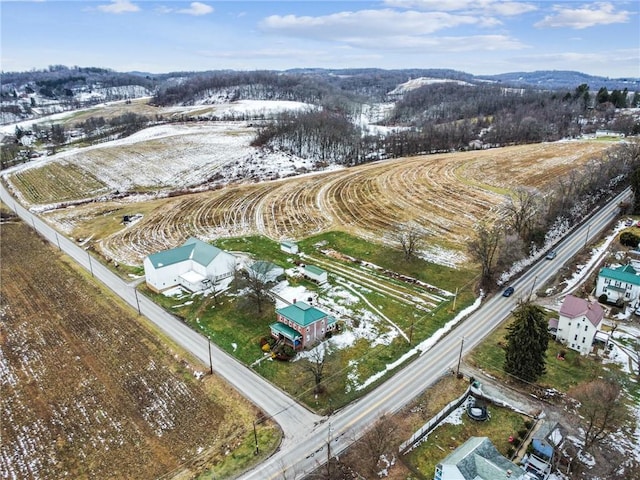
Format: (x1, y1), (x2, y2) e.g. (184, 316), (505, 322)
(0, 182), (628, 479)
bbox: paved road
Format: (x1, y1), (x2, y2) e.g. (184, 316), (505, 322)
(0, 182), (628, 479)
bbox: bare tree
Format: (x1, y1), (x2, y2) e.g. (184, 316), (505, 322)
(305, 346), (328, 394)
(392, 222), (425, 261)
(468, 221), (503, 287)
(569, 378), (627, 451)
(346, 414), (401, 479)
(245, 261), (273, 314)
(501, 186), (541, 241)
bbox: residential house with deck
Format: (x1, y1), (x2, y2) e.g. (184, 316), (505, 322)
(434, 436), (525, 480)
(270, 301), (336, 350)
(551, 295), (603, 355)
(144, 237), (236, 293)
(595, 264), (640, 305)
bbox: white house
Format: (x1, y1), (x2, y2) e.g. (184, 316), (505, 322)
(553, 295), (604, 355)
(595, 264), (640, 305)
(144, 237), (236, 293)
(280, 240), (299, 254)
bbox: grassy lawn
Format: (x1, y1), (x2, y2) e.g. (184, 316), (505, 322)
(141, 231), (482, 411)
(406, 403), (531, 478)
(467, 312), (617, 392)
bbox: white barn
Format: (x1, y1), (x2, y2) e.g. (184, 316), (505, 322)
(144, 237), (236, 293)
(553, 295), (604, 355)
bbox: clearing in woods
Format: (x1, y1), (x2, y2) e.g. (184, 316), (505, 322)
(29, 139), (613, 266)
(0, 218), (279, 480)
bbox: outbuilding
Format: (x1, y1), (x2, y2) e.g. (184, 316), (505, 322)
(303, 264), (327, 284)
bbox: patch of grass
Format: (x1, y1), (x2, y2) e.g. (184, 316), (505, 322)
(298, 231), (477, 293)
(406, 404), (530, 477)
(467, 314), (618, 391)
(214, 235), (297, 268)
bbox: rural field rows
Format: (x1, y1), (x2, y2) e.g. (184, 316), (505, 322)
(26, 140), (612, 266)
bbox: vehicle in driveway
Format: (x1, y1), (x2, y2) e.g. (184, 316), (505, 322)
(546, 250), (557, 260)
(502, 286), (515, 297)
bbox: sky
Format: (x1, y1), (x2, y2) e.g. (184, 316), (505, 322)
(1, 0), (639, 78)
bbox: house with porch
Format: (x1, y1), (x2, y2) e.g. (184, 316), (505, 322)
(434, 436), (525, 480)
(552, 295), (604, 355)
(144, 237), (236, 293)
(270, 301), (336, 350)
(595, 264), (640, 305)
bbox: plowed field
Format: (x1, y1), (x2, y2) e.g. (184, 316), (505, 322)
(0, 220), (268, 479)
(40, 140), (611, 266)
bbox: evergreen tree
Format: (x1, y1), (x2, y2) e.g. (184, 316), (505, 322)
(504, 301), (549, 382)
(630, 167), (640, 214)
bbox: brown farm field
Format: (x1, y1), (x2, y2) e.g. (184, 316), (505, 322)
(34, 139), (614, 266)
(0, 219), (278, 479)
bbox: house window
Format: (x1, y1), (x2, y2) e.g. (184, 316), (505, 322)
(582, 337), (586, 343)
(626, 292), (631, 298)
(574, 334), (578, 341)
(585, 325), (588, 332)
(604, 278), (610, 284)
(614, 281), (621, 287)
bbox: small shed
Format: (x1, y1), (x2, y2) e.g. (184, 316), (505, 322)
(303, 264), (327, 284)
(247, 261), (284, 283)
(280, 240), (299, 254)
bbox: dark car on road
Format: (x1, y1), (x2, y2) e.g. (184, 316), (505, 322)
(502, 286), (515, 297)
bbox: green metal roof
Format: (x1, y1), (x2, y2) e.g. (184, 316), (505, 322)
(147, 237), (224, 268)
(599, 264), (640, 286)
(304, 264), (326, 276)
(276, 302), (327, 327)
(281, 240), (297, 247)
(270, 322), (302, 340)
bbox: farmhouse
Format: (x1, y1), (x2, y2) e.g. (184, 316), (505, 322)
(552, 295), (604, 355)
(280, 240), (299, 254)
(434, 436), (525, 480)
(143, 237), (236, 293)
(302, 264), (327, 284)
(270, 301), (336, 350)
(595, 264), (640, 305)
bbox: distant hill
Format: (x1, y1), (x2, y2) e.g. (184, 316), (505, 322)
(476, 70), (640, 91)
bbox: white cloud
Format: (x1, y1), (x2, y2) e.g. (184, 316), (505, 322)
(384, 0), (537, 16)
(535, 2), (630, 29)
(97, 0), (139, 14)
(260, 9), (498, 40)
(177, 2), (213, 16)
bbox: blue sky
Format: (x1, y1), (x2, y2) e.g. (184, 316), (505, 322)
(1, 0), (639, 77)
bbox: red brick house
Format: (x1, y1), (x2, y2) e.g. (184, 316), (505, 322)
(270, 301), (336, 350)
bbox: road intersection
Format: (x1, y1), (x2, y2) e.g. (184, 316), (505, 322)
(0, 183), (627, 479)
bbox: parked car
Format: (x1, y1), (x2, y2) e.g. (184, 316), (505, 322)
(625, 218), (634, 226)
(502, 286), (515, 297)
(546, 250), (557, 260)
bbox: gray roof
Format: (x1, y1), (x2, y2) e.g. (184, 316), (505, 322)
(147, 237), (225, 269)
(437, 437), (525, 480)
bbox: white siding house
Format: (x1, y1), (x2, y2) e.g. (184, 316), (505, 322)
(595, 264), (640, 305)
(554, 295), (604, 355)
(144, 237), (236, 293)
(280, 240), (299, 254)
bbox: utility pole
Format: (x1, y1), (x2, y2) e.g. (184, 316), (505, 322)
(134, 288), (141, 315)
(529, 275), (538, 300)
(452, 287), (459, 311)
(88, 251), (94, 277)
(326, 423), (332, 479)
(208, 339), (213, 375)
(584, 223), (591, 247)
(253, 420), (259, 455)
(456, 337), (464, 377)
